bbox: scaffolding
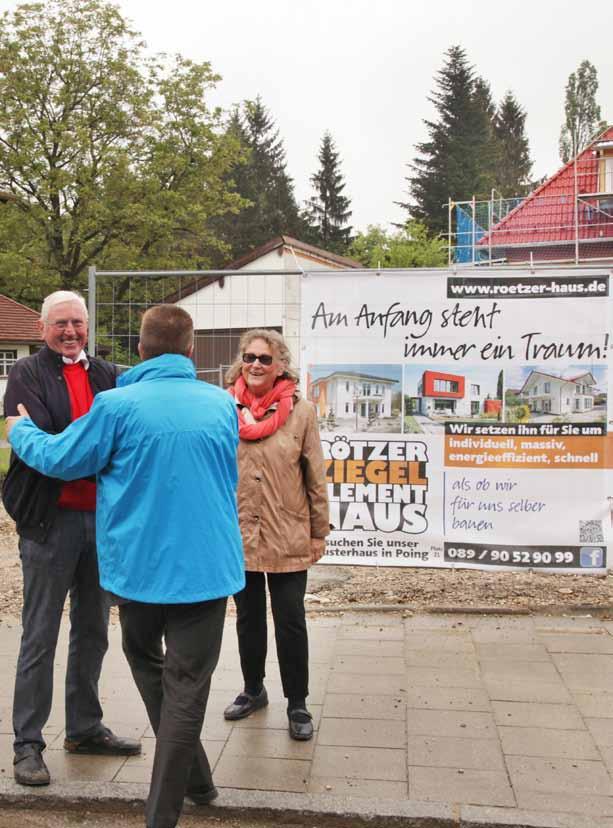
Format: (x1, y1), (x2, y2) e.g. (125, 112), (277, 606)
(448, 138), (613, 266)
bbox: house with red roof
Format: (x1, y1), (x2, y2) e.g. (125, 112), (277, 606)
(519, 369), (596, 415)
(477, 126), (613, 264)
(0, 294), (42, 403)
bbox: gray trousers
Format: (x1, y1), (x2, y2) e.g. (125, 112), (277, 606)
(120, 597), (226, 828)
(13, 510), (109, 753)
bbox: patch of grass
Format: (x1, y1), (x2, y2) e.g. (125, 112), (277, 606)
(403, 415), (423, 433)
(0, 447), (9, 476)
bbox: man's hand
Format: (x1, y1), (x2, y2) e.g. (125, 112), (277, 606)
(6, 404), (31, 438)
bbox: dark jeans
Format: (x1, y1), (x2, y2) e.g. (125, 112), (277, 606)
(120, 596), (226, 828)
(234, 570), (308, 702)
(13, 510), (109, 753)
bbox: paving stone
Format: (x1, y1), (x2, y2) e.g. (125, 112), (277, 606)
(406, 708), (496, 738)
(337, 625), (404, 641)
(115, 739), (225, 781)
(322, 692), (405, 721)
(405, 685), (491, 712)
(406, 666), (483, 689)
(409, 765), (514, 807)
(498, 725), (600, 760)
(44, 751), (127, 783)
(334, 638), (404, 657)
(541, 633), (613, 654)
(307, 775), (407, 798)
(407, 734), (504, 769)
(318, 717), (405, 749)
(514, 788), (613, 818)
(492, 701), (584, 730)
(480, 659), (560, 684)
(331, 655), (406, 675)
(551, 653), (613, 691)
(341, 612), (403, 627)
(405, 614), (477, 630)
(213, 753), (310, 792)
(311, 745), (406, 781)
(223, 727), (314, 760)
(405, 650), (480, 669)
(506, 755), (613, 796)
(573, 690), (613, 718)
(476, 643), (550, 662)
(405, 632), (474, 652)
(327, 671), (406, 695)
(484, 679), (572, 704)
(585, 717), (613, 748)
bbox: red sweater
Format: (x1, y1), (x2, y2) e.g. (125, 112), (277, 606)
(57, 362), (96, 512)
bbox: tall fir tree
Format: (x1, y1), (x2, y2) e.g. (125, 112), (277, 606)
(559, 60), (606, 163)
(402, 46), (498, 235)
(214, 97), (302, 258)
(304, 131), (352, 253)
(493, 92), (533, 195)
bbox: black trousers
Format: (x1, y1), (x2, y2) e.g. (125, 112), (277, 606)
(234, 570), (308, 702)
(120, 597), (226, 828)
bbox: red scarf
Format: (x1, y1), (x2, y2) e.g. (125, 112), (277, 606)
(230, 375), (296, 441)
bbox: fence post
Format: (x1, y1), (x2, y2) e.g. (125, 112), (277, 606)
(88, 265), (97, 356)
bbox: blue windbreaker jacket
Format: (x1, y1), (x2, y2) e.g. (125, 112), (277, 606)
(9, 354), (245, 604)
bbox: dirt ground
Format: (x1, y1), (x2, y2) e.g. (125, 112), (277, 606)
(1, 506), (612, 618)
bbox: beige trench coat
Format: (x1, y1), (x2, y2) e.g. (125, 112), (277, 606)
(236, 396), (330, 573)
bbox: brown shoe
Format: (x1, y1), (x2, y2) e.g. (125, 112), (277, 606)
(14, 748), (50, 786)
(64, 727), (141, 756)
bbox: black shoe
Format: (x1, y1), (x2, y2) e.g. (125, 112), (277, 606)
(223, 687), (268, 720)
(186, 784), (219, 805)
(14, 748), (50, 786)
(288, 707), (313, 741)
(64, 726), (141, 756)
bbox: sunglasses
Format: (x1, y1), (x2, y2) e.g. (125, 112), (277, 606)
(242, 352), (274, 366)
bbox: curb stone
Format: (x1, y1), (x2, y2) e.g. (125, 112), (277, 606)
(0, 780), (608, 828)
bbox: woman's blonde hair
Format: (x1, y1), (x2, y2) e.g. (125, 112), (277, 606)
(225, 328), (299, 386)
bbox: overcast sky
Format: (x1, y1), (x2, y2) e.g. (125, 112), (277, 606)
(7, 0), (613, 233)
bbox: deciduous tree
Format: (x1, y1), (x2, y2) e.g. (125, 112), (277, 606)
(559, 60), (606, 163)
(0, 0), (244, 304)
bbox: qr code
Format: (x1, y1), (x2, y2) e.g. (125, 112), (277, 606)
(579, 520), (604, 543)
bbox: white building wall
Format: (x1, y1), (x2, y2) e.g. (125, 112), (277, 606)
(0, 343), (32, 405)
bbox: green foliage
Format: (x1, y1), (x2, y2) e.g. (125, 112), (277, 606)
(303, 131), (352, 253)
(402, 46), (535, 231)
(559, 60), (607, 163)
(0, 0), (245, 303)
(211, 97), (302, 259)
(402, 46), (500, 234)
(494, 92), (533, 196)
(349, 222), (446, 268)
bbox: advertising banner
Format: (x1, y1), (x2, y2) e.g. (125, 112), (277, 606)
(301, 268), (612, 572)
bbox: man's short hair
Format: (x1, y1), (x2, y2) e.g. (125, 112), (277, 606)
(41, 291), (88, 321)
(139, 305), (194, 360)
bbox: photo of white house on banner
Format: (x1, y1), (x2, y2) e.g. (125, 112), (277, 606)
(301, 268), (612, 572)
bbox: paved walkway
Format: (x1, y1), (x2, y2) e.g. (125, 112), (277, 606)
(1, 610), (613, 827)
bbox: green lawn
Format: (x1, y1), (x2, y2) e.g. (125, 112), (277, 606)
(0, 447), (9, 476)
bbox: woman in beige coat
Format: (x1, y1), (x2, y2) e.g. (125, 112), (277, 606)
(223, 329), (329, 740)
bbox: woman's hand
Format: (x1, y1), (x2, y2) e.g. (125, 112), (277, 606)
(310, 538), (326, 558)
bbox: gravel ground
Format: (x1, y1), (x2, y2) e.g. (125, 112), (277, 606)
(1, 505), (612, 618)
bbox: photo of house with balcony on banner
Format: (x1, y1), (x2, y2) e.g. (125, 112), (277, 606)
(403, 366), (503, 433)
(505, 365), (607, 424)
(307, 366), (401, 433)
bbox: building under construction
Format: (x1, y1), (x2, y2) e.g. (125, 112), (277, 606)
(450, 125), (613, 266)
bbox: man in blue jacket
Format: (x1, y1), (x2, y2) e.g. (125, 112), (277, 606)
(8, 304), (245, 828)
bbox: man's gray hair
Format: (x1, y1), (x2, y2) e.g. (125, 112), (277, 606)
(41, 291), (88, 322)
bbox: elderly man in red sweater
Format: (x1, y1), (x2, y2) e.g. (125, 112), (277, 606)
(3, 290), (140, 787)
